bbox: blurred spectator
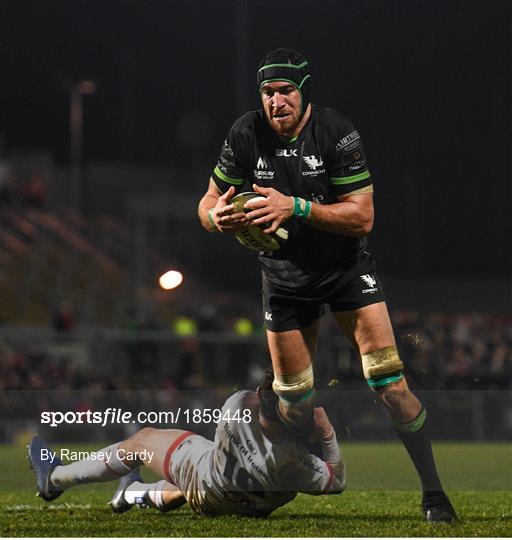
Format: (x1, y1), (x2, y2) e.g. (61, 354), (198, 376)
(0, 173), (19, 206)
(197, 304), (222, 332)
(52, 300), (76, 332)
(124, 311), (161, 375)
(21, 175), (47, 208)
(172, 313), (200, 387)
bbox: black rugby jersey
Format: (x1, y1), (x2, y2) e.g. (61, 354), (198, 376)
(212, 105), (373, 289)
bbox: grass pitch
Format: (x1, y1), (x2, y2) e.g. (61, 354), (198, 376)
(1, 442), (510, 537)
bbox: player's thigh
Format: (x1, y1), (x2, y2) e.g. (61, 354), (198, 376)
(124, 428), (191, 479)
(266, 319), (320, 375)
(333, 301), (395, 356)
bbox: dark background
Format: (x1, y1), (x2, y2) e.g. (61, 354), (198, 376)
(0, 1), (510, 450)
(1, 0), (511, 279)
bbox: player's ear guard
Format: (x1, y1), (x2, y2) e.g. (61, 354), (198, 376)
(362, 346), (404, 390)
(231, 192), (288, 252)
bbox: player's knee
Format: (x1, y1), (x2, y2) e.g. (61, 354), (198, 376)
(138, 426), (155, 437)
(361, 346), (404, 392)
(132, 426), (155, 445)
(272, 365), (314, 403)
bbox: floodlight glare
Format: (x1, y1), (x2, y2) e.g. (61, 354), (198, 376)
(159, 270), (183, 290)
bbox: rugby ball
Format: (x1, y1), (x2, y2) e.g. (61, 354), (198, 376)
(231, 192), (288, 252)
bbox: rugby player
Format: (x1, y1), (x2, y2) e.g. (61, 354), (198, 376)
(28, 370), (346, 517)
(197, 48), (457, 522)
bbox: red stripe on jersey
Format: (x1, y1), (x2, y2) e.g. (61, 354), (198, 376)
(323, 462), (335, 493)
(163, 431), (195, 482)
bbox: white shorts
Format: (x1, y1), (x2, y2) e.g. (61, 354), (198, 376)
(163, 431), (215, 515)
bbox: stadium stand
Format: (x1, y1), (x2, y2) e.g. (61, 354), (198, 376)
(0, 156), (509, 446)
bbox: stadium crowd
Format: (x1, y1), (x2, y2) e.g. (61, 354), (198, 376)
(1, 311), (510, 392)
(343, 311), (512, 390)
(1, 310), (510, 443)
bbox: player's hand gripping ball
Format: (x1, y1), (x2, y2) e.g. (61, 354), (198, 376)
(231, 192), (288, 252)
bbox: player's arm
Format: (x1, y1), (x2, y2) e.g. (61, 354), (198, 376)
(303, 190), (374, 236)
(313, 407), (346, 494)
(245, 184), (373, 237)
(197, 179), (249, 233)
(295, 407), (346, 496)
(199, 119), (253, 233)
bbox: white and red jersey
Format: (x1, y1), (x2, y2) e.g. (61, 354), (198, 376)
(167, 390), (345, 517)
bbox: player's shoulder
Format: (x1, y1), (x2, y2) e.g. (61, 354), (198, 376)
(222, 389), (258, 412)
(312, 105), (355, 136)
(230, 110), (265, 134)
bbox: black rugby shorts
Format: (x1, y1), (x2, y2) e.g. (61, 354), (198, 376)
(261, 251), (386, 332)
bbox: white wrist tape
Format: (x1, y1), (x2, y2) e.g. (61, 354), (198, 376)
(320, 429), (341, 464)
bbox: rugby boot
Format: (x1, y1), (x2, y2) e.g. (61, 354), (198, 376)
(109, 467), (145, 513)
(27, 435), (64, 502)
(422, 490), (458, 523)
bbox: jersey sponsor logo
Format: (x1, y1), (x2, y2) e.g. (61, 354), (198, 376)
(349, 163), (365, 172)
(223, 139), (235, 157)
(222, 425), (264, 476)
(218, 162), (229, 174)
(311, 193), (325, 204)
(257, 156), (267, 169)
(254, 156), (275, 180)
(360, 274), (378, 294)
(177, 438), (193, 452)
(298, 454), (323, 474)
(223, 423), (249, 456)
(276, 148), (298, 157)
(303, 155), (324, 170)
(246, 439), (258, 455)
(220, 155), (236, 169)
(335, 130), (360, 152)
(302, 155), (326, 177)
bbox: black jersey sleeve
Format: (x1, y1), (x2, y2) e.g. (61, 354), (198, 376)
(326, 114), (373, 196)
(212, 116), (252, 194)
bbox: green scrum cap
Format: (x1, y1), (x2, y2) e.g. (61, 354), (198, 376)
(257, 48), (312, 116)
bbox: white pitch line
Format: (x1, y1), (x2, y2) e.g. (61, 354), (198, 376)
(4, 503), (96, 511)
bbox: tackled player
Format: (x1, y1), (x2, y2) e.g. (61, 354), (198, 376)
(28, 370), (346, 517)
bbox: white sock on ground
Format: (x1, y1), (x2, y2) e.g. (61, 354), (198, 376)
(124, 480), (167, 510)
(147, 480), (168, 510)
(122, 481), (148, 506)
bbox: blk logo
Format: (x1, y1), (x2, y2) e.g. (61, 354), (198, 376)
(276, 149), (298, 157)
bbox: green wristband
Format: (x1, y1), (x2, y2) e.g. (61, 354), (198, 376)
(293, 196), (312, 219)
(304, 200), (312, 219)
(208, 208), (218, 231)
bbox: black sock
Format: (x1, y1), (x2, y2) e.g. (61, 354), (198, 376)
(394, 407), (444, 493)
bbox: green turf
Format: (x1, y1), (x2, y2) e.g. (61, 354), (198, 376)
(1, 442), (511, 537)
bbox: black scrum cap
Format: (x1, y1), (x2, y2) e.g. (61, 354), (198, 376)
(257, 48), (312, 116)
